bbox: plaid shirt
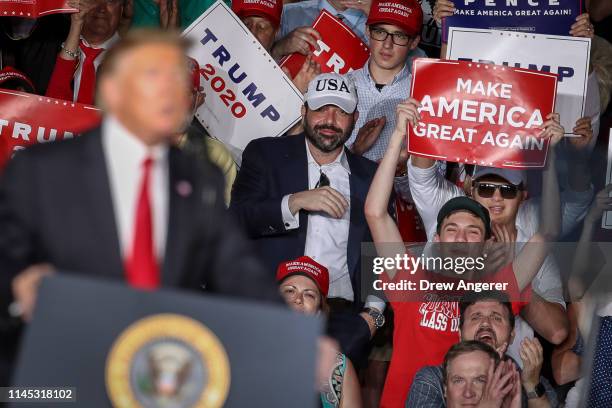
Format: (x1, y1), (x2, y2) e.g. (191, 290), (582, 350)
(345, 60), (412, 162)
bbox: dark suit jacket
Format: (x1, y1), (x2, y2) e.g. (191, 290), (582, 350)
(0, 128), (280, 307)
(230, 133), (379, 310)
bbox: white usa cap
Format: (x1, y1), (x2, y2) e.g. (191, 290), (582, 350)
(305, 73), (358, 114)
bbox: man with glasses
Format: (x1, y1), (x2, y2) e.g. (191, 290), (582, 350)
(346, 0), (423, 203)
(231, 73), (387, 366)
(408, 142), (594, 370)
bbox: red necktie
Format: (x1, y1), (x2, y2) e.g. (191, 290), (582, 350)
(76, 42), (104, 105)
(125, 157), (160, 289)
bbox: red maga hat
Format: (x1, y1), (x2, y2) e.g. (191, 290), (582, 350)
(0, 66), (36, 93)
(366, 0), (423, 37)
(186, 57), (201, 90)
(276, 256), (329, 297)
(232, 0), (283, 29)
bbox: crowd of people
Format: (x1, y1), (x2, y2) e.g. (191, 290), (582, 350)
(1, 0), (612, 407)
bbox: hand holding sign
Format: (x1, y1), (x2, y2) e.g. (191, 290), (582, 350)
(540, 112), (564, 147)
(570, 13), (594, 38)
(433, 0), (455, 23)
(408, 59), (558, 168)
(568, 116), (594, 150)
(395, 98), (421, 135)
(272, 27), (322, 60)
(279, 10), (370, 78)
(0, 0), (77, 17)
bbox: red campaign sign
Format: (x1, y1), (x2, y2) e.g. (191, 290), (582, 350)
(408, 59), (558, 169)
(280, 10), (369, 78)
(0, 0), (76, 17)
(0, 89), (101, 169)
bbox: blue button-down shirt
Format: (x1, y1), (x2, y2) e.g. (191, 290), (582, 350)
(280, 0), (369, 42)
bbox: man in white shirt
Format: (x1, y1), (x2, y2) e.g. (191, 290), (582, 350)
(46, 0), (123, 104)
(231, 72), (390, 365)
(1, 28), (278, 327)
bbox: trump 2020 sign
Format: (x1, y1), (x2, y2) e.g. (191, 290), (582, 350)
(182, 1), (303, 160)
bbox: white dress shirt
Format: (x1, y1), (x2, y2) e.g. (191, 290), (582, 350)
(101, 116), (169, 263)
(72, 32), (120, 102)
(282, 142), (353, 301)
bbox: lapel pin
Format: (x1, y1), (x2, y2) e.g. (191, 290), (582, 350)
(176, 180), (192, 197)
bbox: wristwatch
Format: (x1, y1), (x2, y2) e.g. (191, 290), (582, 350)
(525, 382), (545, 399)
(365, 308), (385, 329)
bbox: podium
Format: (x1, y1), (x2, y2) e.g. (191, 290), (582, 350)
(11, 274), (321, 407)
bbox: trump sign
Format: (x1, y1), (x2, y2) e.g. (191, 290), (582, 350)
(408, 58), (558, 168)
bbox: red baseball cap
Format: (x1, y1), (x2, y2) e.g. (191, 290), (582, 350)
(366, 0), (423, 37)
(232, 0), (283, 29)
(0, 66), (36, 93)
(276, 256), (329, 297)
(186, 57), (201, 91)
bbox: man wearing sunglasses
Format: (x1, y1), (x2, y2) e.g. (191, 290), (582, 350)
(408, 131), (594, 368)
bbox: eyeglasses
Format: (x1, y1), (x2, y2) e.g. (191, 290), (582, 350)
(315, 171), (330, 188)
(474, 182), (520, 199)
(369, 27), (412, 46)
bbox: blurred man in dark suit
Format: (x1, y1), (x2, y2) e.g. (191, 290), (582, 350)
(0, 29), (278, 384)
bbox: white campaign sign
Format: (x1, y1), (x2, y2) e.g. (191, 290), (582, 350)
(182, 1), (303, 161)
(447, 28), (591, 134)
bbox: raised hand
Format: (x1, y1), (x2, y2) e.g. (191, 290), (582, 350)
(285, 54), (321, 94)
(477, 359), (514, 408)
(568, 116), (593, 151)
(272, 27), (322, 60)
(539, 113), (564, 147)
(351, 116), (386, 156)
(570, 13), (594, 38)
(394, 98), (421, 136)
(519, 338), (544, 393)
(433, 0), (455, 24)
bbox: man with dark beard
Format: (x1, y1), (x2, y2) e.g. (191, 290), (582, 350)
(231, 73), (387, 366)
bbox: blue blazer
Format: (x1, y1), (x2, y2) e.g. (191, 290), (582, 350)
(230, 133), (380, 311)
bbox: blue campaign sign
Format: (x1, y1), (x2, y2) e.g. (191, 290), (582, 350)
(442, 0), (582, 42)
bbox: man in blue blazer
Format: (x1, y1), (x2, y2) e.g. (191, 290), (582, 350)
(231, 73), (389, 365)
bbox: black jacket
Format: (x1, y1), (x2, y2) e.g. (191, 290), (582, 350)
(230, 133), (380, 311)
(0, 127), (280, 307)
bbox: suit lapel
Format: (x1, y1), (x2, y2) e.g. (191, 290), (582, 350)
(283, 135), (309, 250)
(161, 147), (192, 287)
(346, 149), (369, 280)
(81, 129), (124, 279)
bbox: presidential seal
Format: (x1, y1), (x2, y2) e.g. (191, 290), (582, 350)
(106, 314), (230, 408)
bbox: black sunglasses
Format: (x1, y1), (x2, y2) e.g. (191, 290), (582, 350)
(474, 182), (520, 199)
